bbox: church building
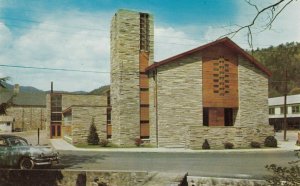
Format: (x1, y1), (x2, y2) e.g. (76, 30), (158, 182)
(110, 9), (273, 149)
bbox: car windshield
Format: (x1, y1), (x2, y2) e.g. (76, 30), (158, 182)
(7, 138), (28, 146)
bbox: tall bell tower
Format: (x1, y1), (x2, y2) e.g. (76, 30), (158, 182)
(110, 9), (154, 146)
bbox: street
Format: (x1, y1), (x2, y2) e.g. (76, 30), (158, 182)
(57, 150), (298, 179)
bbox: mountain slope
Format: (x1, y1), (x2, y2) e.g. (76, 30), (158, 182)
(1, 82), (44, 93)
(251, 42), (300, 97)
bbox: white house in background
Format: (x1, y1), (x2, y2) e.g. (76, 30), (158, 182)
(268, 94), (300, 130)
(0, 116), (13, 132)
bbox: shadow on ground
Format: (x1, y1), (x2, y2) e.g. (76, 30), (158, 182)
(56, 151), (108, 169)
(0, 169), (64, 186)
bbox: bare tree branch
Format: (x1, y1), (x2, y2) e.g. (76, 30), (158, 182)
(219, 0), (295, 49)
(266, 0), (294, 29)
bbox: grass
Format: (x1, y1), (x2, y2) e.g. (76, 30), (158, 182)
(74, 142), (155, 149)
(75, 144), (104, 148)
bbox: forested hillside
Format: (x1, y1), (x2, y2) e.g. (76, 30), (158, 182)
(251, 42), (300, 97)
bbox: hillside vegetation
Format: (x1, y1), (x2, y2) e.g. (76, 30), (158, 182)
(251, 42), (300, 97)
(89, 85), (110, 95)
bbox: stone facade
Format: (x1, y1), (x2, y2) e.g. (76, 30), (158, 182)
(185, 54), (273, 149)
(110, 9), (154, 146)
(61, 94), (106, 111)
(6, 106), (46, 131)
(148, 47), (272, 148)
(236, 56), (270, 127)
(46, 93), (107, 140)
(187, 125), (273, 149)
(187, 176), (266, 186)
(149, 53), (203, 147)
(64, 106), (107, 144)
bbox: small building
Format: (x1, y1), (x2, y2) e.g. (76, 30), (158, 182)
(62, 105), (108, 144)
(0, 85), (46, 131)
(46, 93), (109, 144)
(0, 116), (13, 132)
(269, 94), (300, 130)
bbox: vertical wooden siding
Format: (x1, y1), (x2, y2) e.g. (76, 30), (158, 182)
(208, 108), (225, 126)
(139, 51), (150, 137)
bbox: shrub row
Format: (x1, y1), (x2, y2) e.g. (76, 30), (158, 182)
(201, 136), (277, 149)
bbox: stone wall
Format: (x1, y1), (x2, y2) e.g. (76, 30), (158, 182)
(0, 170), (156, 186)
(149, 72), (157, 146)
(70, 106), (107, 144)
(187, 125), (274, 149)
(150, 52), (203, 147)
(6, 106), (46, 131)
(187, 176), (267, 186)
(237, 56), (269, 127)
(110, 9), (154, 146)
(62, 94), (106, 111)
(45, 93), (107, 140)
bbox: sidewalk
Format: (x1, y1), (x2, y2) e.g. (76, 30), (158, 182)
(50, 131), (300, 153)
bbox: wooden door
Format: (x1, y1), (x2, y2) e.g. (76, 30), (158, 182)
(51, 124), (61, 138)
(209, 108), (224, 126)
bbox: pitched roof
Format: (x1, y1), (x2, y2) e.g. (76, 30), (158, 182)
(146, 37), (271, 77)
(0, 92), (46, 107)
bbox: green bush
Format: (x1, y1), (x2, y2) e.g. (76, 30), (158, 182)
(224, 142), (234, 149)
(100, 139), (109, 147)
(87, 117), (100, 145)
(251, 141), (261, 148)
(264, 136), (277, 147)
(202, 139), (210, 149)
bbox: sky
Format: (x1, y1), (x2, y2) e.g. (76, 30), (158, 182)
(0, 0), (299, 92)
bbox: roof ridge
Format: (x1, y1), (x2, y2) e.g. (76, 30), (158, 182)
(146, 37), (271, 77)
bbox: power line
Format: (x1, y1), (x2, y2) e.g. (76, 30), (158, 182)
(1, 15), (273, 46)
(3, 23), (107, 38)
(0, 16), (109, 32)
(0, 64), (109, 74)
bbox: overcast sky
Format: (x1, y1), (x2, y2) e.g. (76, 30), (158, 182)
(0, 0), (299, 92)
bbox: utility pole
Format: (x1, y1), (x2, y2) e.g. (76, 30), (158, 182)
(283, 68), (288, 141)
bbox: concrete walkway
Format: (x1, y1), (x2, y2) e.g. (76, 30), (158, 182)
(50, 139), (77, 151)
(50, 131), (300, 153)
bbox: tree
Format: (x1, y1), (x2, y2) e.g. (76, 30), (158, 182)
(0, 77), (11, 115)
(0, 77), (9, 88)
(87, 117), (100, 145)
(221, 0), (296, 49)
(265, 150), (300, 185)
(289, 87), (300, 95)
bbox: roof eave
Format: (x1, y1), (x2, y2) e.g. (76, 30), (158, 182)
(146, 37), (272, 77)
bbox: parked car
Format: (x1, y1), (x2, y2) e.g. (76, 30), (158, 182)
(0, 134), (59, 169)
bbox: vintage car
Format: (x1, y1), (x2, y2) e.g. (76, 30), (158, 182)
(0, 134), (59, 169)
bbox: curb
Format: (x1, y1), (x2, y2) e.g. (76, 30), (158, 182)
(54, 146), (299, 153)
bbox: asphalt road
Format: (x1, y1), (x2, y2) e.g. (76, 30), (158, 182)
(57, 150), (298, 179)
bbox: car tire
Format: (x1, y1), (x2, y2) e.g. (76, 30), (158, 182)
(19, 157), (34, 169)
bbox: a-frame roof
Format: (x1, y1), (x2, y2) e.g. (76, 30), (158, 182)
(146, 37), (272, 77)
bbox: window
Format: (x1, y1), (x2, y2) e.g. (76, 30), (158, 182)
(280, 106), (285, 114)
(269, 107), (275, 115)
(224, 108), (233, 126)
(203, 108), (209, 126)
(140, 13), (150, 51)
(292, 105), (300, 114)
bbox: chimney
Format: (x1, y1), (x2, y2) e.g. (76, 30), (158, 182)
(13, 84), (20, 94)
